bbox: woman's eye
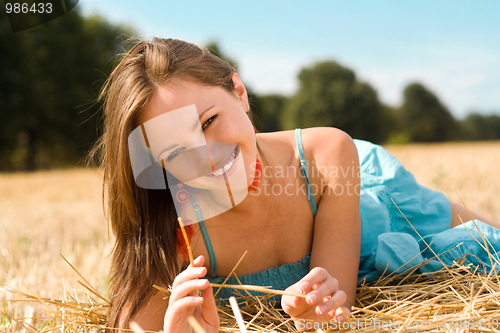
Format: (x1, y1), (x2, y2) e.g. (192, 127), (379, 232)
(165, 114), (218, 161)
(167, 147), (185, 161)
(202, 114), (218, 131)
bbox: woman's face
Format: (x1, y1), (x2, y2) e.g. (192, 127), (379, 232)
(135, 73), (256, 193)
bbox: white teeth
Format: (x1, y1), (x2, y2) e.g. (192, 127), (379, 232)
(208, 148), (237, 177)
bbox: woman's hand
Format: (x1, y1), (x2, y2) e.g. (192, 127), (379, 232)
(163, 255), (220, 333)
(281, 267), (350, 324)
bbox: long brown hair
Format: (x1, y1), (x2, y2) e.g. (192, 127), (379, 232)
(88, 37), (265, 329)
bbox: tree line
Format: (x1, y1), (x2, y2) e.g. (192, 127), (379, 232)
(0, 8), (134, 171)
(1, 10), (499, 171)
(251, 60), (500, 144)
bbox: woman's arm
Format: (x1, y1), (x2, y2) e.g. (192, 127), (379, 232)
(282, 127), (361, 323)
(310, 128), (361, 310)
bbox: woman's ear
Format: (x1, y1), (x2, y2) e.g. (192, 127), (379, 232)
(231, 72), (249, 112)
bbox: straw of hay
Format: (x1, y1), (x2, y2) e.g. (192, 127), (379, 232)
(2, 197), (500, 332)
(4, 251), (500, 333)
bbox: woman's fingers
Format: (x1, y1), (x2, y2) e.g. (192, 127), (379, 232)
(199, 285), (220, 327)
(163, 255), (220, 332)
(171, 255), (207, 290)
(190, 254), (205, 268)
(334, 306), (351, 322)
(169, 255), (210, 303)
(316, 290), (347, 315)
(281, 285), (307, 318)
(299, 267), (329, 293)
(163, 295), (204, 329)
(283, 267), (341, 319)
(167, 295), (204, 315)
(169, 279), (209, 304)
(300, 268), (340, 306)
(292, 267), (350, 321)
(306, 277), (338, 305)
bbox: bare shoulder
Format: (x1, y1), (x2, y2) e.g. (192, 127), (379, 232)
(301, 127), (355, 150)
(300, 127), (358, 171)
(258, 127), (357, 167)
(260, 127), (358, 185)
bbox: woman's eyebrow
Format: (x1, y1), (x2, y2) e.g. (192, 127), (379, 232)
(158, 105), (216, 160)
(190, 104), (215, 131)
(198, 105), (216, 122)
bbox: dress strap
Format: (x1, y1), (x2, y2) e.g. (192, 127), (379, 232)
(189, 196), (217, 278)
(295, 128), (318, 217)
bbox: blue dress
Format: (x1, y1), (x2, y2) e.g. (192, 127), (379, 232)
(194, 128), (498, 302)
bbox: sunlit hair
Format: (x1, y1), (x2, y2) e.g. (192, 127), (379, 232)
(88, 37), (265, 329)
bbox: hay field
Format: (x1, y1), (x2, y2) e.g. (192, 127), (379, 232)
(385, 141), (500, 220)
(0, 141), (499, 330)
(0, 168), (110, 300)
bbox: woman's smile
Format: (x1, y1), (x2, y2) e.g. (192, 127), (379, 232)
(206, 145), (240, 179)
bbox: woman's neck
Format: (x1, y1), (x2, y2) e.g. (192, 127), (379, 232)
(224, 134), (275, 215)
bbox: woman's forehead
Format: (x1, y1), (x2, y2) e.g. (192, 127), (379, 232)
(137, 79), (222, 125)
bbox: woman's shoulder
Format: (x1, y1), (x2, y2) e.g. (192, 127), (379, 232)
(260, 126), (353, 146)
(300, 127), (355, 150)
(261, 127), (356, 160)
(260, 127), (358, 181)
(300, 127), (359, 178)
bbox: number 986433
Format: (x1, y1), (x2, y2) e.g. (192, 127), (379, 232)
(6, 2), (53, 14)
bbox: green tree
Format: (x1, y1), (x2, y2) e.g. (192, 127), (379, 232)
(401, 83), (457, 142)
(0, 8), (135, 170)
(384, 104), (412, 144)
(251, 94), (288, 132)
(459, 112), (500, 140)
(282, 60), (387, 143)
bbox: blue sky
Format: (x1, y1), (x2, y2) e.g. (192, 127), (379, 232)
(79, 0), (500, 118)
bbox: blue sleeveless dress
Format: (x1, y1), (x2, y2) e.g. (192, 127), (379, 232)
(192, 128), (498, 302)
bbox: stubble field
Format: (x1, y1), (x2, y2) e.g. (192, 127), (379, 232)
(0, 140), (499, 328)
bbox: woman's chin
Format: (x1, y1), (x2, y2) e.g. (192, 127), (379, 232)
(183, 178), (227, 191)
(183, 173), (251, 194)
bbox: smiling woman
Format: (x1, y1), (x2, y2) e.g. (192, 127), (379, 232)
(89, 37), (500, 333)
(89, 38), (272, 331)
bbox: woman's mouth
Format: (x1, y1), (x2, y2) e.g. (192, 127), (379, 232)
(206, 146), (239, 178)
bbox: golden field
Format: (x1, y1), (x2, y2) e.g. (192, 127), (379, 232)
(0, 141), (499, 329)
(386, 141), (500, 219)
